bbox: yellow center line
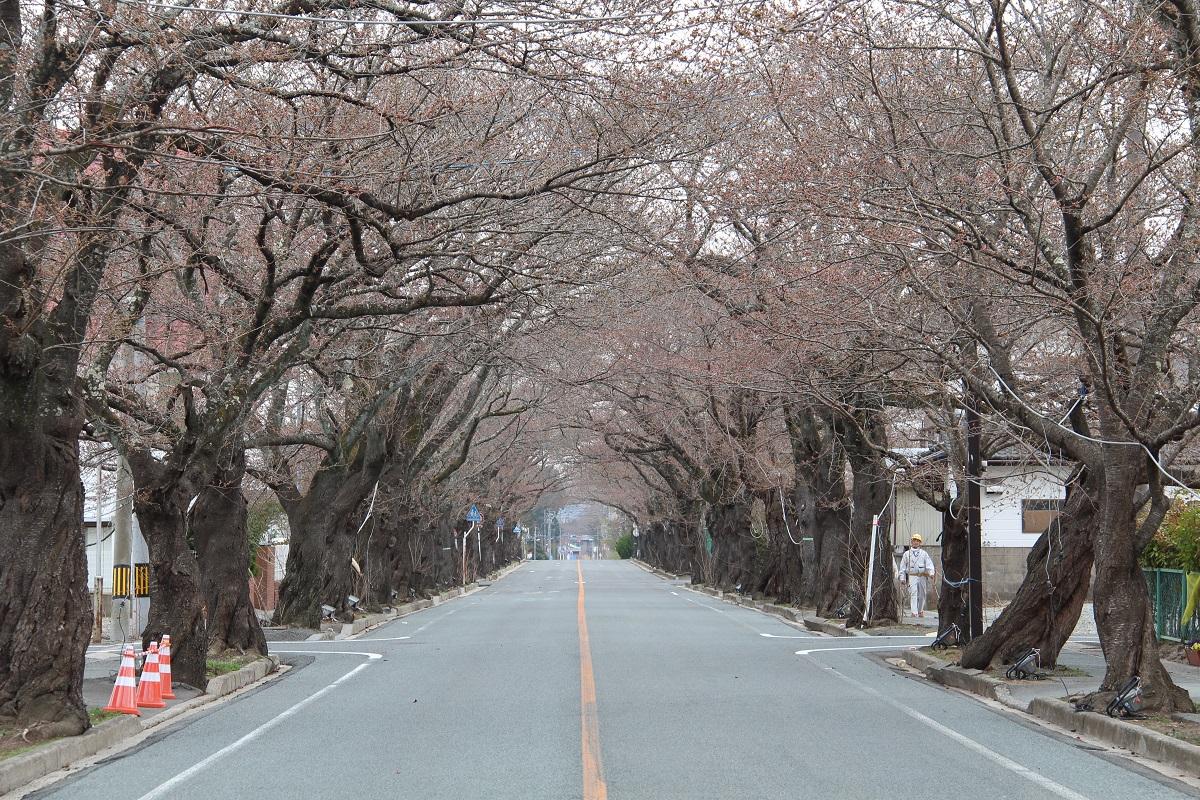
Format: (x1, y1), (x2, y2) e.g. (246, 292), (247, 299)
(577, 560), (608, 800)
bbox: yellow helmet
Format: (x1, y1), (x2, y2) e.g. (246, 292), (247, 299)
(911, 534), (923, 544)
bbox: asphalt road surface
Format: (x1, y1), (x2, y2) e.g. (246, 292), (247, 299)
(30, 561), (1200, 799)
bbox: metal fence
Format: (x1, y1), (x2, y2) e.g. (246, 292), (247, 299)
(1145, 568), (1200, 642)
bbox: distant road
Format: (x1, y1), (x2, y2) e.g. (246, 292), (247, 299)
(34, 561), (1196, 800)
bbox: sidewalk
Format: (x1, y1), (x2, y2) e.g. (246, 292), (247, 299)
(83, 643), (203, 722)
(897, 601), (1100, 639)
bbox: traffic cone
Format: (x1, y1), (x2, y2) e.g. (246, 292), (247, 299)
(159, 635), (175, 699)
(102, 645), (141, 716)
(135, 641), (166, 709)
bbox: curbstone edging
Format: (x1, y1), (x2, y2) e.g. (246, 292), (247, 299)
(0, 651), (286, 796)
(761, 603), (799, 622)
(900, 650), (1023, 708)
(1029, 697), (1200, 775)
(0, 716), (141, 796)
(205, 655), (279, 697)
(803, 616), (857, 637)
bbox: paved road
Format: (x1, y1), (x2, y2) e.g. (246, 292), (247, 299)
(31, 561), (1199, 799)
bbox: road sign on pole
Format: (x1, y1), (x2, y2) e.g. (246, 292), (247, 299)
(466, 504), (482, 523)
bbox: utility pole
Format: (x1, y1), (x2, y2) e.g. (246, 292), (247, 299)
(966, 399), (984, 640)
(110, 455), (135, 641)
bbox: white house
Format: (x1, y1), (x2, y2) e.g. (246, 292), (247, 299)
(892, 455), (1074, 600)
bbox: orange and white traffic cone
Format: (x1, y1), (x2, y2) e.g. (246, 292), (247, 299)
(135, 641), (166, 709)
(102, 645), (141, 716)
(159, 635), (175, 699)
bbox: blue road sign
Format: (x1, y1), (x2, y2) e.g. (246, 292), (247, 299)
(498, 516), (506, 529)
(466, 504), (483, 523)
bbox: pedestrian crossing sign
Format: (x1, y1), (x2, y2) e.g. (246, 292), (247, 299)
(466, 504), (482, 523)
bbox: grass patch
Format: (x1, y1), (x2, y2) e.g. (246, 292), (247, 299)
(87, 708), (123, 726)
(205, 659), (243, 678)
(919, 646), (963, 665)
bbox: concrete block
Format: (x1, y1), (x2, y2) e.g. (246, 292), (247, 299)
(1030, 697), (1200, 776)
(0, 716), (141, 796)
(205, 656), (279, 698)
(802, 616), (854, 637)
(761, 604), (799, 622)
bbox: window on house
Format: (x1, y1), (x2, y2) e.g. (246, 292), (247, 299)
(1022, 499), (1063, 534)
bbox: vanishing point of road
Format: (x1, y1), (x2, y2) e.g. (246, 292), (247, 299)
(27, 561), (1198, 799)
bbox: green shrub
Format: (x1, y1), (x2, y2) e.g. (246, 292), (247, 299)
(1141, 500), (1200, 571)
(614, 533), (635, 559)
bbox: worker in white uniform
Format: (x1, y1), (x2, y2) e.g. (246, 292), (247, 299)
(899, 534), (936, 617)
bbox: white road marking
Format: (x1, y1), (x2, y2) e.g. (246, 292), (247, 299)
(272, 650), (384, 658)
(670, 591), (679, 596)
(812, 661), (1093, 800)
(795, 645), (923, 655)
(133, 657), (377, 800)
(415, 607), (458, 634)
(290, 636), (411, 643)
(759, 633), (814, 639)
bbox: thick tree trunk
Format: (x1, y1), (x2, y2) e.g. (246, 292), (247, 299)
(960, 469), (1095, 669)
(274, 430), (387, 627)
(194, 444), (265, 656)
(841, 409), (898, 627)
(1091, 453), (1192, 712)
(706, 501), (757, 593)
(127, 455), (207, 689)
(936, 505), (970, 640)
(760, 490), (805, 604)
(0, 413), (91, 739)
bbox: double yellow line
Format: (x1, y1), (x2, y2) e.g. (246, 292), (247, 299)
(576, 560), (608, 800)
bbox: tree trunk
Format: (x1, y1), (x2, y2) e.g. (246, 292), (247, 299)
(0, 411), (91, 739)
(194, 444), (265, 656)
(706, 501), (756, 593)
(960, 469), (1095, 669)
(1090, 452), (1192, 712)
(936, 505), (970, 641)
(127, 453), (207, 689)
(760, 489), (805, 604)
(274, 431), (386, 627)
(841, 408), (898, 627)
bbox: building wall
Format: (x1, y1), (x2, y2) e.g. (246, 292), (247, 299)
(893, 464), (1072, 548)
(891, 464), (1072, 602)
(249, 545), (280, 613)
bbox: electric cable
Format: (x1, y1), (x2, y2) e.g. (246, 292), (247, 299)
(779, 486), (803, 545)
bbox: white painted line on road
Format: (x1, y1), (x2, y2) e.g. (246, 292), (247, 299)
(133, 657), (377, 800)
(759, 633), (814, 639)
(671, 591), (679, 596)
(811, 658), (1093, 800)
(795, 645), (922, 655)
(272, 651), (384, 658)
(415, 607), (458, 634)
(284, 636), (411, 644)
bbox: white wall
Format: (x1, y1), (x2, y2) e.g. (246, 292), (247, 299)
(893, 464), (1072, 548)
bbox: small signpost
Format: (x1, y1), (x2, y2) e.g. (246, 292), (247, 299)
(462, 504), (482, 585)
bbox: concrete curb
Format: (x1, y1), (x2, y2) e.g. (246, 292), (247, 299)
(896, 648), (1200, 774)
(0, 716), (142, 796)
(0, 654), (283, 796)
(334, 559), (523, 640)
(205, 655), (280, 697)
(802, 616), (870, 638)
(901, 650), (1018, 706)
(1029, 697), (1200, 775)
(633, 560), (833, 636)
